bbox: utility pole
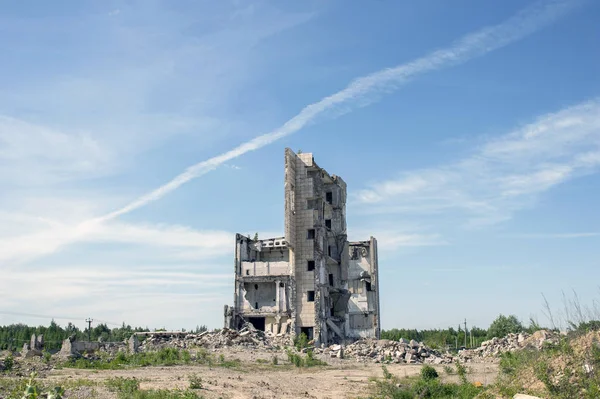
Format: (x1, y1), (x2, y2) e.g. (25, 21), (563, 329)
(85, 318), (93, 342)
(464, 318), (467, 348)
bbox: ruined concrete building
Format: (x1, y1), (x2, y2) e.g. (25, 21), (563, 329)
(224, 149), (380, 345)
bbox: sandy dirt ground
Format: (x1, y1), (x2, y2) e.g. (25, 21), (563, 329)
(38, 348), (499, 399)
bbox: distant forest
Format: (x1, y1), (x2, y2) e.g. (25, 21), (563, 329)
(0, 314), (533, 352)
(0, 321), (208, 351)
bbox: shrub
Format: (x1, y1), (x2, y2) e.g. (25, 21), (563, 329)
(287, 350), (303, 367)
(455, 360), (468, 384)
(4, 354), (13, 372)
(382, 365), (393, 380)
(304, 350), (327, 367)
(487, 314), (524, 339)
(19, 372), (65, 399)
(272, 355), (278, 365)
(188, 374), (202, 390)
(294, 333), (309, 350)
(420, 365), (439, 380)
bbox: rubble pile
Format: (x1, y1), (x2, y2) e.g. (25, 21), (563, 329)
(458, 330), (559, 362)
(321, 338), (454, 364)
(139, 324), (292, 352)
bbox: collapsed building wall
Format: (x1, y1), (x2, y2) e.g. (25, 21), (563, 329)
(226, 148), (380, 345)
(347, 238), (380, 339)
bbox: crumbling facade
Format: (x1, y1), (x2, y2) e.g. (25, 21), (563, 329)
(224, 149), (380, 345)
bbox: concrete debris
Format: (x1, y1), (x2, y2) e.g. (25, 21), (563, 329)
(58, 338), (126, 359)
(317, 338), (454, 364)
(139, 324), (293, 352)
(458, 330), (559, 362)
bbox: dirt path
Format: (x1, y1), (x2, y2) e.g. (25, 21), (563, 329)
(46, 357), (499, 399)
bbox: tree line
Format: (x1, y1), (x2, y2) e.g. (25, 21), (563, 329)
(0, 320), (208, 351)
(381, 314), (530, 350)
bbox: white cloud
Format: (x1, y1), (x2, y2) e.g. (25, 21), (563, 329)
(355, 99), (600, 226)
(349, 227), (448, 249)
(510, 232), (600, 239)
(0, 216), (232, 265)
(0, 117), (112, 185)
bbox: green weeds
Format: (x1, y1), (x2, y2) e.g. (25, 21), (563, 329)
(286, 349), (327, 368)
(370, 365), (482, 399)
(105, 377), (201, 399)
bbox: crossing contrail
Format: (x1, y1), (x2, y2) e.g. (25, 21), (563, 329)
(98, 0), (583, 222)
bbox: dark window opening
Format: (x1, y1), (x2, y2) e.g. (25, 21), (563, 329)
(365, 281), (372, 291)
(255, 302), (259, 309)
(325, 219), (331, 229)
(248, 317), (265, 331)
(328, 245), (332, 257)
(254, 284), (258, 290)
(326, 192), (333, 204)
(307, 229), (315, 239)
(279, 282), (285, 288)
(328, 274), (334, 286)
(307, 290), (315, 302)
(307, 260), (315, 271)
(246, 269), (250, 276)
(300, 327), (314, 341)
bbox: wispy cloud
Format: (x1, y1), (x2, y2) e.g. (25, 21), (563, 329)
(349, 228), (448, 249)
(510, 232), (600, 239)
(0, 217), (232, 265)
(97, 0), (583, 222)
(1, 0), (580, 266)
(355, 99), (600, 226)
(0, 116), (112, 185)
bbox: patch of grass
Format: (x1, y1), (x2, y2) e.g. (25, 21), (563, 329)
(442, 365), (455, 375)
(188, 374), (203, 390)
(63, 347), (195, 370)
(11, 372), (65, 399)
(217, 355), (241, 369)
(492, 331), (600, 399)
(106, 377), (201, 399)
(271, 356), (278, 366)
(370, 366), (483, 399)
(286, 349), (327, 368)
(255, 358), (268, 364)
(106, 377), (140, 395)
(305, 350), (327, 367)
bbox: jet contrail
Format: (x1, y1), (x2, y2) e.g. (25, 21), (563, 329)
(3, 0), (583, 269)
(98, 0), (582, 222)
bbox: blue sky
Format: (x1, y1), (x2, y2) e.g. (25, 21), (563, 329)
(1, 0), (599, 332)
